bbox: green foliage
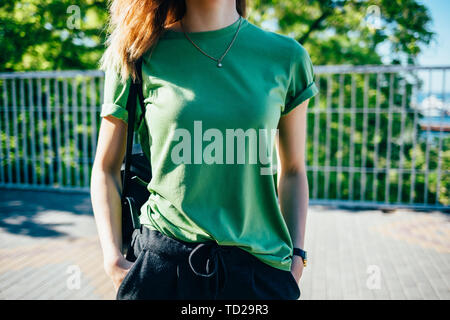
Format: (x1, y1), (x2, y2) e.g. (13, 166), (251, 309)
(247, 0), (434, 65)
(0, 0), (435, 71)
(0, 0), (107, 72)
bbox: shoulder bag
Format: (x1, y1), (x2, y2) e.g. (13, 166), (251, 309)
(120, 58), (151, 253)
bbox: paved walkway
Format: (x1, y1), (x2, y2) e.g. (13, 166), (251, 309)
(0, 189), (449, 300)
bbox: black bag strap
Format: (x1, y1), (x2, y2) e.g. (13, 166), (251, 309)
(136, 58), (146, 128)
(121, 58), (145, 201)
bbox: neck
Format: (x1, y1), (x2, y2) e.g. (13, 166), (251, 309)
(181, 0), (240, 32)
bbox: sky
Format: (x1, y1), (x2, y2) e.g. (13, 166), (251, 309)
(417, 0), (450, 94)
(418, 0), (450, 67)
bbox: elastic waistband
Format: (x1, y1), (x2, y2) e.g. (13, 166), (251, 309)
(139, 226), (259, 264)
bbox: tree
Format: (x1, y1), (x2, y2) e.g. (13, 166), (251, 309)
(0, 0), (107, 72)
(247, 0), (434, 65)
(0, 0), (435, 71)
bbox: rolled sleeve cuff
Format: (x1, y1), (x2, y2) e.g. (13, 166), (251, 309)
(282, 82), (319, 116)
(100, 103), (128, 124)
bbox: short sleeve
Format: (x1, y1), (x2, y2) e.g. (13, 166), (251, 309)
(282, 42), (319, 116)
(100, 67), (142, 130)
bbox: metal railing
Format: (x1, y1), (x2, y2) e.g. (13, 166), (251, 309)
(0, 65), (449, 210)
(0, 70), (104, 192)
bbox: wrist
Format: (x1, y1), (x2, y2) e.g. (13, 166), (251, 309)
(292, 255), (304, 267)
(292, 247), (307, 267)
(103, 247), (124, 266)
(103, 253), (126, 275)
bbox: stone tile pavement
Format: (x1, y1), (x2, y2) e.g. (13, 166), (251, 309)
(0, 189), (449, 300)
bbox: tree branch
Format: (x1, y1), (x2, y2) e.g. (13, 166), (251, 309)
(298, 0), (349, 44)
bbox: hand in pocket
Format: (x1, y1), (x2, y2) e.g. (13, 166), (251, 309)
(104, 256), (135, 292)
(290, 255), (304, 284)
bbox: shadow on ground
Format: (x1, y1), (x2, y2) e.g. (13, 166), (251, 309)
(0, 188), (93, 238)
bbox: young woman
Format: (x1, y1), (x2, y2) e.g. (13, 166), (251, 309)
(91, 0), (318, 300)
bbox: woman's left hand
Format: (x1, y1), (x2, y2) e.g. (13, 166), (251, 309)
(290, 255), (304, 283)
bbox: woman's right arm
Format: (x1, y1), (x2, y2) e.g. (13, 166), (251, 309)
(90, 115), (134, 290)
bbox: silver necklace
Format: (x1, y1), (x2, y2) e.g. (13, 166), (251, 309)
(180, 16), (243, 68)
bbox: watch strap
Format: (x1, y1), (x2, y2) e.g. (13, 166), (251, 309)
(293, 247), (307, 267)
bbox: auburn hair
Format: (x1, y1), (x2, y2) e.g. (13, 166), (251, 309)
(100, 0), (247, 83)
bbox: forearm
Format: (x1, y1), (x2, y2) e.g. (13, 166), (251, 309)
(278, 169), (309, 249)
(90, 165), (124, 263)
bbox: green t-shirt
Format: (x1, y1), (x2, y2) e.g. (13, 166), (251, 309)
(100, 17), (318, 271)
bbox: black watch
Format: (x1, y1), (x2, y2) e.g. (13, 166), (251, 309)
(293, 248), (307, 267)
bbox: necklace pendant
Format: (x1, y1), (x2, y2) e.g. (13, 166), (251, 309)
(217, 62), (223, 68)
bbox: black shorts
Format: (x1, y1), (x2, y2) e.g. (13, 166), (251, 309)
(116, 226), (301, 300)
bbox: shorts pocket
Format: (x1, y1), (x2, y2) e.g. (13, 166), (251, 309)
(251, 262), (301, 300)
(285, 271), (301, 300)
(116, 248), (147, 300)
(116, 248), (178, 300)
